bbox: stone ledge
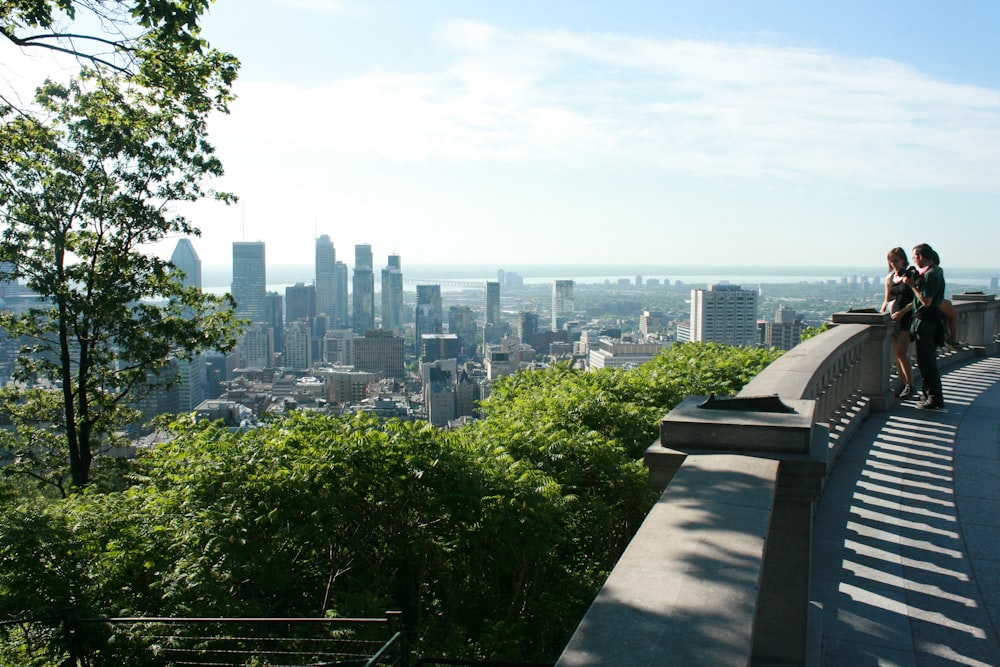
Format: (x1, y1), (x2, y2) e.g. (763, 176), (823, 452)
(660, 395), (816, 455)
(556, 454), (779, 667)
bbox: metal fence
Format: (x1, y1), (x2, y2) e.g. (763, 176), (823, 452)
(415, 660), (553, 667)
(2, 611), (406, 667)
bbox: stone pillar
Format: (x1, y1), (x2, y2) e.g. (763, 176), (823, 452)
(952, 293), (997, 356)
(650, 395), (827, 666)
(831, 310), (894, 410)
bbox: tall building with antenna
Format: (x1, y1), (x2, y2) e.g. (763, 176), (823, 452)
(315, 235), (336, 322)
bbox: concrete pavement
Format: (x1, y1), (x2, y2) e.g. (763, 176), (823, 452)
(811, 355), (1000, 666)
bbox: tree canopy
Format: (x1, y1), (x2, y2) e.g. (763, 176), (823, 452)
(0, 0), (240, 489)
(0, 343), (782, 662)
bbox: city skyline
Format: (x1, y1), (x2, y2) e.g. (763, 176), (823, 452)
(7, 2), (999, 270)
(206, 241), (1000, 293)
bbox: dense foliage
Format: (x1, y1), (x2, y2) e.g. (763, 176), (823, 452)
(0, 343), (781, 664)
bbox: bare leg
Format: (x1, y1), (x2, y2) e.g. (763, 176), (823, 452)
(940, 299), (960, 343)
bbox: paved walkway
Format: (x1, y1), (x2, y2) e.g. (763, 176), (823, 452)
(812, 355), (1000, 666)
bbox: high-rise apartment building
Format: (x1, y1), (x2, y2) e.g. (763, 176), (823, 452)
(690, 283), (758, 347)
(231, 241), (266, 323)
(552, 280), (574, 331)
(170, 238), (202, 289)
(760, 305), (805, 351)
(415, 284), (443, 344)
(315, 235), (336, 320)
(283, 320), (312, 370)
(352, 244), (375, 334)
(381, 254), (404, 332)
(237, 322), (274, 369)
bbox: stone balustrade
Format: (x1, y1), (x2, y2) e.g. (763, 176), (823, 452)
(556, 293), (1000, 667)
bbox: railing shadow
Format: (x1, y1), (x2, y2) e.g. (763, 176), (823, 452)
(812, 356), (1000, 666)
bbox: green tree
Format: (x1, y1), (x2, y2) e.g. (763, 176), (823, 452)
(0, 343), (783, 662)
(0, 1), (240, 489)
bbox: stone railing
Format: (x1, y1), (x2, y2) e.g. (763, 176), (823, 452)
(555, 293), (999, 667)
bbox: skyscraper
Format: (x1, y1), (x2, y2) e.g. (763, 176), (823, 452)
(518, 311), (539, 345)
(448, 305), (478, 356)
(690, 283), (758, 346)
(265, 290), (284, 353)
(170, 238), (202, 289)
(231, 241), (266, 323)
(176, 355), (207, 412)
(483, 281), (504, 344)
(334, 261), (349, 328)
(285, 282), (316, 324)
(315, 235), (336, 320)
(415, 284), (443, 344)
(170, 239), (206, 412)
(381, 254), (404, 332)
(552, 280), (574, 331)
(352, 244), (375, 334)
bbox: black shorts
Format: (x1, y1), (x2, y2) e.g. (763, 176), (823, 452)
(895, 312), (913, 338)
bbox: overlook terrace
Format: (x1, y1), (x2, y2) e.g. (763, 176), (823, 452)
(556, 292), (1000, 665)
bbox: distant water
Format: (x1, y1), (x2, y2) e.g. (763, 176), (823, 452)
(202, 263), (1000, 293)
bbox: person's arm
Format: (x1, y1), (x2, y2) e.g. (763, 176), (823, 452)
(881, 274), (892, 313)
(904, 268), (938, 307)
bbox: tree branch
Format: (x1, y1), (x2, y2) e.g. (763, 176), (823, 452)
(0, 26), (135, 74)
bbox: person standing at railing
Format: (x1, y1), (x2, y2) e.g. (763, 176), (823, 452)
(922, 247), (963, 348)
(881, 247), (916, 399)
(904, 243), (946, 409)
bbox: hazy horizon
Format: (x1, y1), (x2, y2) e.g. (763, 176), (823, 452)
(201, 262), (1000, 290)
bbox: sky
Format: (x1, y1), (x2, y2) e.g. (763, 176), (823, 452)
(6, 0), (1000, 273)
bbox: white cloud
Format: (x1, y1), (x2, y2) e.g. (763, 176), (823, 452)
(212, 20), (1000, 194)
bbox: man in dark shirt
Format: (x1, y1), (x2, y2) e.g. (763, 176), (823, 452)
(904, 243), (945, 409)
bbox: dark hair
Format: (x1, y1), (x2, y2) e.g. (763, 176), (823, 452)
(913, 243), (940, 265)
(886, 246), (906, 271)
